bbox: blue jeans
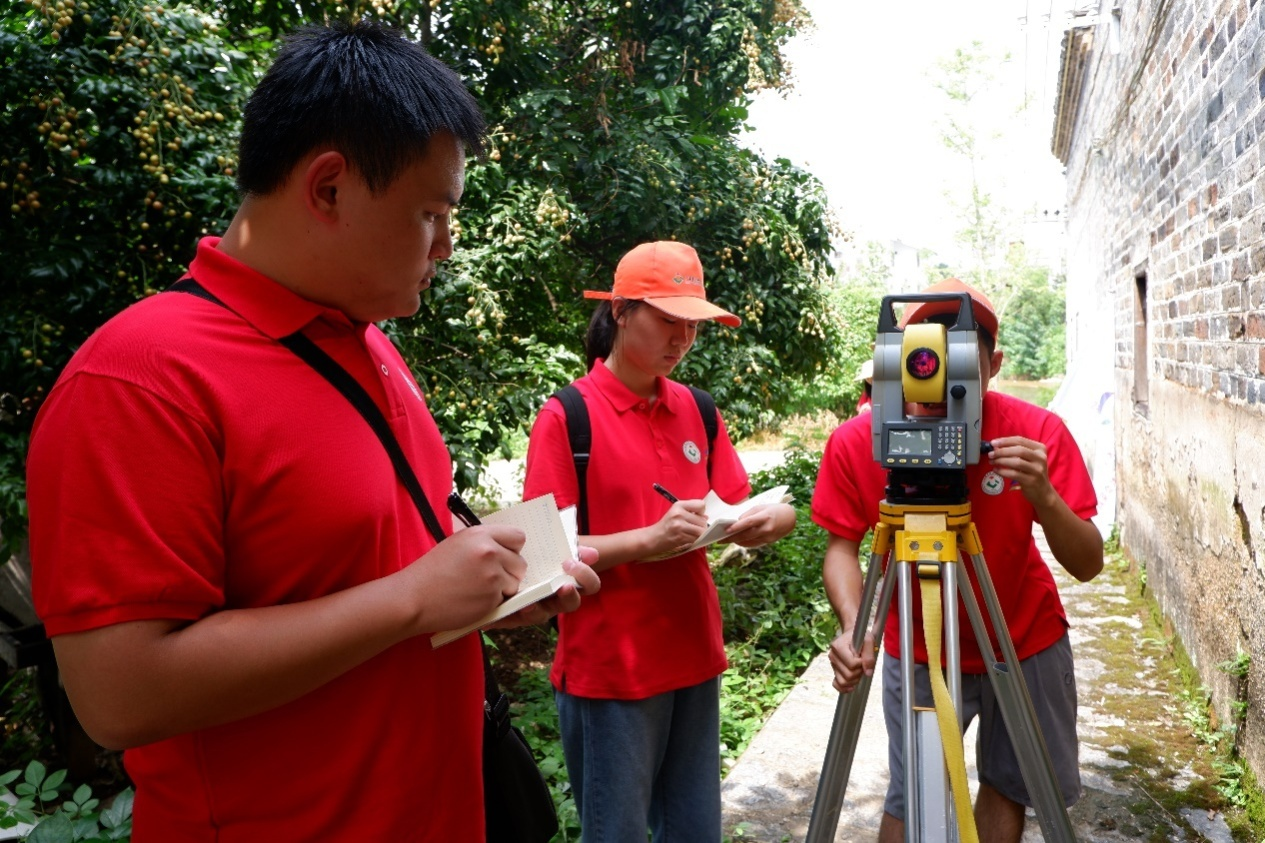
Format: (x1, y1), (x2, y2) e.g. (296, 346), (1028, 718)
(555, 677), (721, 843)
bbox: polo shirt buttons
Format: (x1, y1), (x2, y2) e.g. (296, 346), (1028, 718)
(381, 364), (389, 375)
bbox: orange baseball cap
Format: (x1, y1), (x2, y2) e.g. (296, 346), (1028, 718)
(899, 278), (999, 339)
(584, 241), (741, 327)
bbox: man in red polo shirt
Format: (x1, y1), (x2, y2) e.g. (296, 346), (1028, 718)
(812, 278), (1103, 843)
(25, 22), (598, 842)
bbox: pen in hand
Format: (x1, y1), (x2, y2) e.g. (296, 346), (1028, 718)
(447, 491), (482, 527)
(652, 483), (679, 504)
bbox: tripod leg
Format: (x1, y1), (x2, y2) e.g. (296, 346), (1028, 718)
(957, 551), (1078, 843)
(913, 708), (949, 841)
(806, 551), (895, 843)
(897, 558), (922, 843)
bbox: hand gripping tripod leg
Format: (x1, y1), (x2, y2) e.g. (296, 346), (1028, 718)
(806, 500), (1077, 843)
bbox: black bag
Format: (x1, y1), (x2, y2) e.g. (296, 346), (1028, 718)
(172, 280), (560, 843)
(482, 651), (559, 843)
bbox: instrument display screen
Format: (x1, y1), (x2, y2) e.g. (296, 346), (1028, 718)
(887, 429), (933, 457)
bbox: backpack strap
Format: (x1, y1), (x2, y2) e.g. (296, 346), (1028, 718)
(555, 383), (719, 537)
(687, 385), (718, 477)
(553, 385), (592, 535)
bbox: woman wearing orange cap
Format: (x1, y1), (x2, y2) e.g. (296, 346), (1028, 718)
(522, 241), (797, 842)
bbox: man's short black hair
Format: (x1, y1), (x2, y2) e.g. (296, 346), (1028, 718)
(236, 21), (487, 197)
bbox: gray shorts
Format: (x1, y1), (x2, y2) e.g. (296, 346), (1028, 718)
(881, 632), (1081, 819)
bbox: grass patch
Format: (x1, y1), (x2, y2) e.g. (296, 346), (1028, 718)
(1089, 529), (1265, 841)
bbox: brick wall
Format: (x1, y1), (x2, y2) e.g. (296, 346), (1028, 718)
(1060, 0), (1265, 780)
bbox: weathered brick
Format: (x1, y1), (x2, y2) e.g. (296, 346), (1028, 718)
(1225, 282), (1244, 309)
(1248, 312), (1265, 339)
(1251, 277), (1265, 308)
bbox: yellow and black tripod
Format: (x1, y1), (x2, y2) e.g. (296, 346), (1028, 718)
(805, 492), (1078, 843)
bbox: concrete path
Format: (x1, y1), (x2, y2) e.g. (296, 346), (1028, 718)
(720, 529), (1237, 842)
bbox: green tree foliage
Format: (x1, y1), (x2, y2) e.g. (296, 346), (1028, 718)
(1000, 266), (1066, 380)
(1, 0), (257, 556)
(783, 275), (882, 420)
(412, 0), (838, 485)
(1, 0), (838, 545)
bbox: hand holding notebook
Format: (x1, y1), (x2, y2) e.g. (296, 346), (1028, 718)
(431, 493), (580, 647)
(644, 484), (793, 561)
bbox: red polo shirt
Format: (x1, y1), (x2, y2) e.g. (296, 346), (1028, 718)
(27, 238), (483, 842)
(523, 363), (751, 700)
(811, 391), (1097, 673)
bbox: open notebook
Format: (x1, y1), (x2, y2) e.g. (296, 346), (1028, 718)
(644, 484), (792, 561)
(431, 493), (580, 648)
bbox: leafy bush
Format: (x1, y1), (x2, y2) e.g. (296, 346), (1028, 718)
(0, 0), (256, 558)
(781, 280), (883, 422)
(714, 448), (835, 758)
(0, 761), (132, 842)
(500, 656), (580, 840)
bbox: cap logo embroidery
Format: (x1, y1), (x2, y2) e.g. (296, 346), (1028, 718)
(673, 273), (704, 288)
(683, 440), (702, 464)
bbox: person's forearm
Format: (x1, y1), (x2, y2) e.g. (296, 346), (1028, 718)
(1033, 492), (1104, 582)
(54, 573), (422, 750)
(823, 536), (865, 630)
(766, 502), (798, 543)
(54, 524), (532, 750)
(581, 527), (658, 571)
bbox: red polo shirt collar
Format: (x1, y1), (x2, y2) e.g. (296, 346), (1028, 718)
(184, 237), (361, 340)
(587, 358), (687, 417)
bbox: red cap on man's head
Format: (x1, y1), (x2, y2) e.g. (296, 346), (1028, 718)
(583, 241), (741, 327)
(899, 278), (999, 339)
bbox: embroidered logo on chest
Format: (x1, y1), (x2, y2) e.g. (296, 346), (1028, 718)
(683, 440), (702, 464)
(981, 471), (1006, 496)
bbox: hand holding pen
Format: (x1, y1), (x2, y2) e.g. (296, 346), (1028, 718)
(447, 491), (483, 527)
(445, 491), (601, 622)
(650, 482), (707, 556)
(652, 483), (679, 503)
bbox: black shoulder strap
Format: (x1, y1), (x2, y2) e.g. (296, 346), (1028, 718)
(169, 276), (225, 307)
(555, 382), (719, 537)
(687, 385), (718, 476)
(169, 277), (512, 699)
(278, 332), (450, 545)
(168, 277), (449, 545)
(553, 385), (592, 535)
